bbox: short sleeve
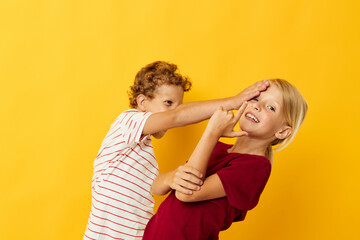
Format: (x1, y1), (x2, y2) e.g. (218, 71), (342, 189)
(113, 110), (152, 145)
(217, 156), (271, 210)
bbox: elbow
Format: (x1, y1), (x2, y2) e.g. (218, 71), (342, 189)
(151, 189), (163, 196)
(150, 185), (169, 196)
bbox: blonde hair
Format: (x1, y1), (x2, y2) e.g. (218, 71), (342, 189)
(265, 79), (308, 163)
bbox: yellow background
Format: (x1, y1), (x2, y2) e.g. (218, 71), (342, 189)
(1, 0), (359, 239)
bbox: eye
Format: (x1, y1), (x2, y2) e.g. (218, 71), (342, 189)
(267, 105), (275, 111)
(164, 100), (173, 106)
(251, 97), (259, 102)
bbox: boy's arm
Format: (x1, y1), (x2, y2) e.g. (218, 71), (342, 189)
(175, 104), (247, 202)
(142, 80), (269, 136)
(150, 80), (269, 196)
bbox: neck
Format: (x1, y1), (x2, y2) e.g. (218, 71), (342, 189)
(228, 136), (271, 157)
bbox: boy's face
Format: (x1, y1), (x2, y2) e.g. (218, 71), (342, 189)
(144, 84), (184, 113)
(142, 84), (184, 138)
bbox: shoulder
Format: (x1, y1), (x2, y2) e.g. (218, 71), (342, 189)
(238, 153), (271, 166)
(116, 109), (152, 122)
(221, 153), (271, 177)
(213, 141), (232, 153)
(113, 109), (152, 134)
(120, 108), (149, 116)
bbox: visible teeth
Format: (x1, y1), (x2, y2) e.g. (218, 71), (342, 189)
(246, 113), (259, 123)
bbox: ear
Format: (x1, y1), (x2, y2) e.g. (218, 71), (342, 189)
(136, 94), (147, 111)
(275, 125), (292, 140)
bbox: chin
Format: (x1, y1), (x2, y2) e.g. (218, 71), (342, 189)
(152, 130), (166, 139)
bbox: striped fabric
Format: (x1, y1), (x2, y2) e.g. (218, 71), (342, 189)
(84, 109), (159, 240)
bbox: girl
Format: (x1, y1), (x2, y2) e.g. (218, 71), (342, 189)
(144, 79), (308, 240)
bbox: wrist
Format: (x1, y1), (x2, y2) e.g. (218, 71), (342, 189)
(203, 127), (222, 141)
(164, 171), (174, 189)
(228, 95), (243, 110)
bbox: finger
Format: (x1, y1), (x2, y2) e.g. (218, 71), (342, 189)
(183, 165), (203, 179)
(227, 110), (234, 117)
(244, 90), (260, 101)
(180, 173), (203, 186)
(252, 80), (268, 91)
(228, 131), (248, 138)
(179, 180), (201, 191)
(258, 80), (270, 91)
(234, 101), (248, 122)
(174, 184), (193, 195)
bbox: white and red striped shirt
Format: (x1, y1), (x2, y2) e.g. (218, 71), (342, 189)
(84, 109), (159, 240)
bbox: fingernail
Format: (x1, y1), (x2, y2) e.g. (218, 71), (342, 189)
(197, 186), (200, 190)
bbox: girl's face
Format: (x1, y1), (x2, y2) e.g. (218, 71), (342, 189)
(239, 84), (290, 141)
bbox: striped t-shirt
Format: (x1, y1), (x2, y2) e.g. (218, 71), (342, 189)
(84, 109), (159, 240)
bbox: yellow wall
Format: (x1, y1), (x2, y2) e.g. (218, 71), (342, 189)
(1, 0), (359, 239)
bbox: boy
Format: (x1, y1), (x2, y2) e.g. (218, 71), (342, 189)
(83, 61), (269, 239)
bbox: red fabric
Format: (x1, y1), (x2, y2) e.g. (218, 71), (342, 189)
(143, 141), (271, 240)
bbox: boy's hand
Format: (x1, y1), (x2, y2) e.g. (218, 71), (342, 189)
(206, 102), (248, 138)
(166, 164), (203, 195)
(233, 80), (269, 109)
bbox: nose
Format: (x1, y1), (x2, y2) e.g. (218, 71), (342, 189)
(251, 101), (261, 112)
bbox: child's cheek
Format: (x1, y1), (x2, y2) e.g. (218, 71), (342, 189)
(238, 116), (246, 130)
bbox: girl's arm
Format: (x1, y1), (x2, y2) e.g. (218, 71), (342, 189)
(175, 173), (226, 202)
(150, 82), (268, 196)
(142, 80), (269, 136)
(151, 104), (247, 197)
(151, 165), (203, 196)
(175, 104), (248, 202)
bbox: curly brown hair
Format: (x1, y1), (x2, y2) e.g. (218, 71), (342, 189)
(128, 61), (192, 108)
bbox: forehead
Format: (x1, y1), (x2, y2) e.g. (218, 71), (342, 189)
(259, 84), (283, 105)
(154, 84), (184, 98)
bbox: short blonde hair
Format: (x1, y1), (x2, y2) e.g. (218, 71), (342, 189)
(265, 79), (308, 162)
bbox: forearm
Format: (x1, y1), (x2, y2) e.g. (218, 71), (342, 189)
(173, 97), (239, 127)
(151, 165), (203, 196)
(174, 128), (225, 203)
(185, 129), (220, 178)
(143, 97), (240, 136)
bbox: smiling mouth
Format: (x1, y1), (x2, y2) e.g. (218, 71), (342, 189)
(245, 113), (259, 123)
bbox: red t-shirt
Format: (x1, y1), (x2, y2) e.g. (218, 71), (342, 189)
(143, 141), (271, 240)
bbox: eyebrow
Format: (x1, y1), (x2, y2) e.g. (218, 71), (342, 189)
(259, 95), (280, 107)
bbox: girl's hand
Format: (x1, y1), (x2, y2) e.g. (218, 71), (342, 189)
(165, 164), (203, 195)
(206, 102), (248, 138)
(233, 80), (269, 109)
